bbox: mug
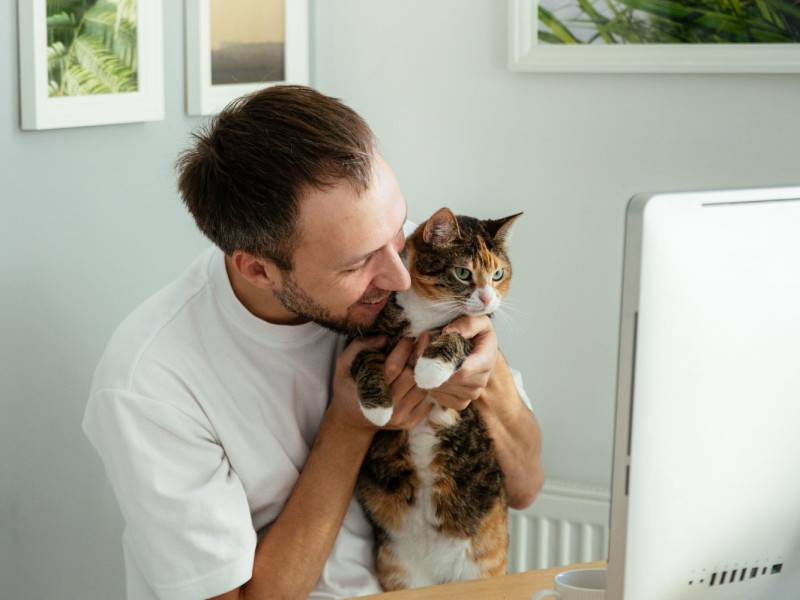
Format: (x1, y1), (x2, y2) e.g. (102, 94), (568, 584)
(530, 568), (607, 600)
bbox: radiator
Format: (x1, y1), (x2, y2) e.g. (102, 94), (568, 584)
(507, 479), (611, 572)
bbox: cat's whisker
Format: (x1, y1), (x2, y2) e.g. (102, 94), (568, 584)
(493, 307), (521, 334)
(491, 306), (510, 326)
(426, 299), (464, 323)
(496, 298), (530, 317)
(428, 300), (460, 314)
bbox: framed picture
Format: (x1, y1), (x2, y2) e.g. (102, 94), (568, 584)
(508, 0), (800, 72)
(185, 0), (309, 116)
(18, 0), (164, 130)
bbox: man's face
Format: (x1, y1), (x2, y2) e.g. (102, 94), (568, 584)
(271, 155), (411, 335)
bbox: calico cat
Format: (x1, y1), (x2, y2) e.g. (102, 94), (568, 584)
(351, 207), (521, 590)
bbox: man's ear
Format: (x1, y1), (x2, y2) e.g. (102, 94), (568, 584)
(231, 250), (282, 289)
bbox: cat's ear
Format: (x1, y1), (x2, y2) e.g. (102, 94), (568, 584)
(423, 207), (461, 246)
(487, 212), (523, 246)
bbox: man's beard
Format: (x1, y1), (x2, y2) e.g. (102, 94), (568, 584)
(273, 272), (383, 337)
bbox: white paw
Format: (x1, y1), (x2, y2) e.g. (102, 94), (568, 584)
(414, 357), (455, 389)
(361, 404), (394, 426)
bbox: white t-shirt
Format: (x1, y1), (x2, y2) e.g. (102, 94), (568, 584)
(84, 239), (533, 600)
(84, 247), (381, 600)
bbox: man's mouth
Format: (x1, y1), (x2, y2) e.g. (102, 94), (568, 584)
(357, 295), (389, 313)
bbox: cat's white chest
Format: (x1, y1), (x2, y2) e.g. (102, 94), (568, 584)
(395, 288), (458, 338)
(407, 404), (454, 497)
(388, 405), (482, 587)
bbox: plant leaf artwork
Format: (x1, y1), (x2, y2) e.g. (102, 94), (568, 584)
(538, 0), (800, 44)
(46, 0), (138, 97)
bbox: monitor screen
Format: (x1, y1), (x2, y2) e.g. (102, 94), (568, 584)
(607, 187), (800, 599)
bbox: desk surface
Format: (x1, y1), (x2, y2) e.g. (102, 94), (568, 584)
(347, 560), (608, 600)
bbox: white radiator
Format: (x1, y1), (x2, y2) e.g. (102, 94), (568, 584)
(508, 479), (611, 572)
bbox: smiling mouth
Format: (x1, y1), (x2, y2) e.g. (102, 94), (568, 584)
(358, 295), (389, 312)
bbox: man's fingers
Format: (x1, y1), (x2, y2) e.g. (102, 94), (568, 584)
(388, 364), (417, 402)
(413, 332), (431, 363)
(338, 336), (387, 367)
(384, 337), (413, 382)
(442, 315), (492, 340)
(428, 386), (480, 409)
(386, 387), (431, 430)
(403, 393), (433, 427)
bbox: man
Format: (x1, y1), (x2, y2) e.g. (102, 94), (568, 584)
(84, 85), (543, 600)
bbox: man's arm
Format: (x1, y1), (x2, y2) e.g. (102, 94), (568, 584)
(420, 317), (545, 510)
(211, 337), (429, 600)
(472, 352), (544, 509)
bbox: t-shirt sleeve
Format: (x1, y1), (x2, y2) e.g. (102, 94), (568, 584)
(508, 366), (533, 411)
(83, 389), (256, 600)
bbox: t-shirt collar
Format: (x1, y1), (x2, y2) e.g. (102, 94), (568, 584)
(208, 248), (330, 345)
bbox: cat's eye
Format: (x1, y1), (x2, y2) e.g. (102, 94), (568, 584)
(454, 267), (471, 281)
(492, 268), (504, 281)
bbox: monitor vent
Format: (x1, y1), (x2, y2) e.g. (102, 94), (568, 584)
(687, 562), (783, 587)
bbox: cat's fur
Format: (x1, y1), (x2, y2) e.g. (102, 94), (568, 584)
(351, 207), (521, 590)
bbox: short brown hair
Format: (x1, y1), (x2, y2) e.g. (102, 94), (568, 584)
(176, 85), (377, 270)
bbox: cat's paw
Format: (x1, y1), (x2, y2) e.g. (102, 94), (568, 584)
(414, 357), (455, 389)
(360, 404), (394, 427)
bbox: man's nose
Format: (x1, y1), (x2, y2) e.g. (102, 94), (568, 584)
(374, 248), (411, 291)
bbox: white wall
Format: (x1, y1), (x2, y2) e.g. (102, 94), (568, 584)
(2, 1), (799, 598)
(312, 0), (800, 488)
(1, 3), (208, 598)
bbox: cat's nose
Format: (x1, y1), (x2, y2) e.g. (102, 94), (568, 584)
(478, 288), (493, 308)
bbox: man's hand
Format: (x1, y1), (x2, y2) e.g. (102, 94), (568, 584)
(330, 336), (431, 432)
(380, 337), (434, 430)
(414, 315), (499, 410)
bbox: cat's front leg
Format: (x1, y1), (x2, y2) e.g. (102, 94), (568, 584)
(351, 348), (394, 426)
(414, 331), (473, 390)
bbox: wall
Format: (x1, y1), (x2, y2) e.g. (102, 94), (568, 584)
(1, 3), (208, 598)
(2, 1), (799, 598)
(312, 1), (800, 489)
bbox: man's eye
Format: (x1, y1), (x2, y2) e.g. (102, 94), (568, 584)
(346, 262), (367, 274)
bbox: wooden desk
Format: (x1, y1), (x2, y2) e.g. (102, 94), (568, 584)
(348, 560), (607, 599)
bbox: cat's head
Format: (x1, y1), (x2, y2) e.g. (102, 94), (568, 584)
(404, 207), (522, 318)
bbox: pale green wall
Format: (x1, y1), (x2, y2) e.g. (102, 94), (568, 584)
(3, 1), (800, 598)
(312, 1), (800, 488)
(1, 3), (208, 598)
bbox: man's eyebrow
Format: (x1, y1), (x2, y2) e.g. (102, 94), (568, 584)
(337, 250), (376, 270)
(336, 215), (407, 270)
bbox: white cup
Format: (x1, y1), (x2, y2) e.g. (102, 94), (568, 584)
(530, 568), (606, 600)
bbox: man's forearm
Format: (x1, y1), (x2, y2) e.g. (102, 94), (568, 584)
(241, 414), (374, 600)
(473, 353), (544, 510)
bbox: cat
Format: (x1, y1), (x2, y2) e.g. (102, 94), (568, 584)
(351, 206), (522, 590)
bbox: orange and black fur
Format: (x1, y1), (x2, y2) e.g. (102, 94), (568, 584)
(351, 207), (521, 590)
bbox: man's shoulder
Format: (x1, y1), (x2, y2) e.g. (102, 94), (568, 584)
(90, 247), (219, 396)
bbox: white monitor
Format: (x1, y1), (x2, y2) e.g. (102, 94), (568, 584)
(607, 186), (800, 599)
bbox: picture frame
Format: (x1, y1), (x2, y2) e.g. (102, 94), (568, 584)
(185, 0), (310, 116)
(18, 0), (165, 130)
(508, 0), (800, 73)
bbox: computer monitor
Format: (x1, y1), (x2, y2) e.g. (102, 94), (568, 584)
(607, 186), (800, 599)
